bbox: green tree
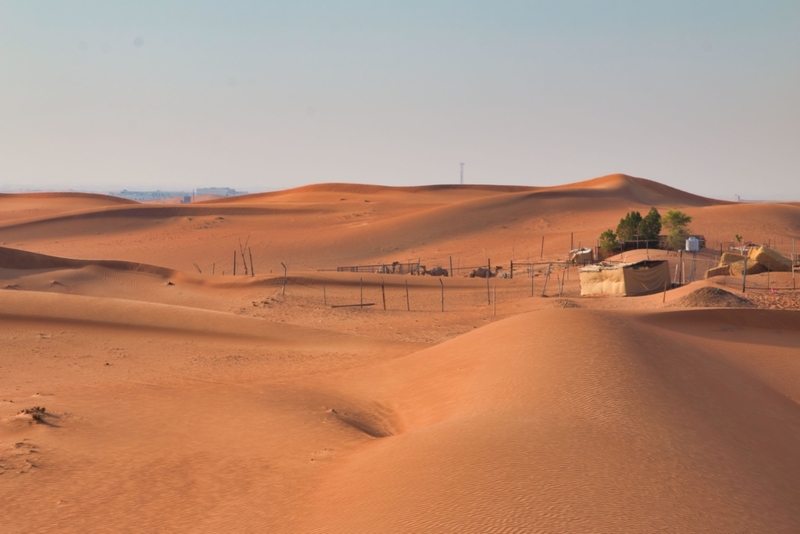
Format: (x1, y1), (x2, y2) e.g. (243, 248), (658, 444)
(616, 211), (642, 242)
(599, 229), (619, 252)
(663, 210), (692, 250)
(637, 207), (661, 241)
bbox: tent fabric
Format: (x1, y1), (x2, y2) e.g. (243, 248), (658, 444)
(579, 260), (670, 297)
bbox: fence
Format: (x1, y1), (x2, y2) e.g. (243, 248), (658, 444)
(671, 250), (797, 290)
(322, 262), (423, 275)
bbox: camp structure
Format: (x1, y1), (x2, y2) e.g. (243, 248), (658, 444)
(579, 260), (671, 297)
(569, 247), (594, 265)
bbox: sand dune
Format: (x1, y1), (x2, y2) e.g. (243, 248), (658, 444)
(2, 176), (799, 532)
(0, 192), (135, 225)
(300, 308), (800, 532)
(0, 173), (739, 273)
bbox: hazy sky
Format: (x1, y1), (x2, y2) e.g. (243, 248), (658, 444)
(1, 1), (798, 198)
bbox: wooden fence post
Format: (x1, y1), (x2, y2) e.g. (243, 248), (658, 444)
(540, 236), (545, 259)
(530, 266), (534, 297)
(249, 248), (255, 277)
(486, 271), (491, 305)
(405, 280), (410, 311)
(541, 263), (551, 297)
(742, 258), (748, 293)
(233, 251), (237, 276)
(440, 279), (444, 312)
(381, 279), (386, 311)
(449, 256), (454, 277)
(281, 262), (287, 295)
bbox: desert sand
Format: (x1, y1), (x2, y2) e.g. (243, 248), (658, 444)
(2, 174), (800, 532)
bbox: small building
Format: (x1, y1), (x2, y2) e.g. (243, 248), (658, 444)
(569, 247), (594, 265)
(579, 260), (671, 297)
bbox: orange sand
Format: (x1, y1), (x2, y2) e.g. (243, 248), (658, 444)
(2, 174), (799, 532)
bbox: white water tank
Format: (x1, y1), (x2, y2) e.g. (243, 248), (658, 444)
(685, 237), (700, 252)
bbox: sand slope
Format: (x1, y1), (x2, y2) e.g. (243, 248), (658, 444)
(301, 308), (800, 532)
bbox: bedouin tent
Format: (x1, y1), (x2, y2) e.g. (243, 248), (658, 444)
(579, 260), (670, 297)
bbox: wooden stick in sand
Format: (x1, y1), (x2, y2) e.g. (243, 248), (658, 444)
(742, 258), (748, 293)
(541, 263), (551, 297)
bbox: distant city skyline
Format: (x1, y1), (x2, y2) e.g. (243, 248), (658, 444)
(2, 1), (798, 200)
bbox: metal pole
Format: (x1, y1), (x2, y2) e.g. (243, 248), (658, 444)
(486, 271), (491, 305)
(405, 280), (410, 311)
(440, 279), (444, 312)
(281, 262), (287, 295)
(381, 279), (386, 310)
(450, 256), (454, 277)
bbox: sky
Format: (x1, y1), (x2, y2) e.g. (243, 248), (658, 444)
(1, 1), (798, 199)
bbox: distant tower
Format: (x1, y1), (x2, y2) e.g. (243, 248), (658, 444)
(460, 162), (464, 185)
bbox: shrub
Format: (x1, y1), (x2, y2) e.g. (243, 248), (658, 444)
(599, 229), (619, 252)
(663, 210), (692, 250)
(616, 211), (643, 242)
(637, 207), (661, 241)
